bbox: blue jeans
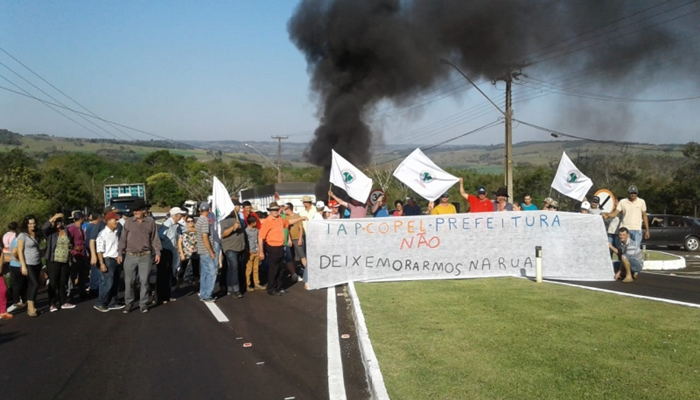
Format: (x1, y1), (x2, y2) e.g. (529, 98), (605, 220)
(628, 230), (642, 243)
(97, 258), (119, 307)
(614, 256), (643, 274)
(224, 250), (240, 293)
(199, 253), (217, 300)
(89, 264), (101, 292)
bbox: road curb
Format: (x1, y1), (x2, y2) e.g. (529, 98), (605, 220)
(643, 251), (686, 270)
(347, 282), (390, 400)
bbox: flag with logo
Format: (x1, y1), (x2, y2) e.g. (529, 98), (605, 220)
(392, 148), (459, 201)
(211, 176), (234, 241)
(330, 150), (373, 202)
(551, 151), (594, 201)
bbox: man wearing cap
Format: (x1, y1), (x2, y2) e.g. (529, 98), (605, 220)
(459, 178), (493, 213)
(67, 211), (89, 300)
(94, 212), (123, 312)
(313, 201), (327, 220)
(603, 185), (650, 243)
(545, 200), (559, 211)
(493, 187), (514, 212)
(156, 206), (186, 304)
(580, 201), (591, 214)
(521, 194), (538, 211)
(429, 193), (456, 215)
(196, 202), (218, 302)
(327, 200), (341, 219)
(589, 196), (603, 215)
(402, 197), (422, 216)
(118, 199), (162, 313)
(258, 202), (306, 296)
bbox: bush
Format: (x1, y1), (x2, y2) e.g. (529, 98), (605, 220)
(0, 197), (55, 236)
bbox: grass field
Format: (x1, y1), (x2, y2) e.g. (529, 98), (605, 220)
(355, 278), (700, 400)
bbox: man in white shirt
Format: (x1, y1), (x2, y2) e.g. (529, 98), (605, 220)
(94, 212), (123, 312)
(604, 185), (650, 244)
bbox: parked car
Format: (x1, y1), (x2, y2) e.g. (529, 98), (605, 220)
(643, 214), (700, 252)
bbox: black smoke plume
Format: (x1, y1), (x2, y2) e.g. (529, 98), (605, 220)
(288, 0), (699, 197)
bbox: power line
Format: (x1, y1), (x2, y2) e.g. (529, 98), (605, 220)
(0, 46), (137, 140)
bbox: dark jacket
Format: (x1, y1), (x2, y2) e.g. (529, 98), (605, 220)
(42, 221), (74, 263)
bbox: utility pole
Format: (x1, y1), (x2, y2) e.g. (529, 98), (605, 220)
(504, 78), (514, 200)
(271, 135), (288, 183)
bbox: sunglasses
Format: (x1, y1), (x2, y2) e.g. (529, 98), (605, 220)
(186, 220), (194, 223)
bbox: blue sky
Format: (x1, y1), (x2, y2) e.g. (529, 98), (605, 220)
(1, 1), (698, 149)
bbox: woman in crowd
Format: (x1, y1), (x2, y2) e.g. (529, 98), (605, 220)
(8, 228), (27, 313)
(17, 215), (43, 317)
(2, 222), (17, 272)
(42, 213), (76, 312)
(178, 216), (199, 286)
(0, 244), (13, 319)
(392, 200), (404, 216)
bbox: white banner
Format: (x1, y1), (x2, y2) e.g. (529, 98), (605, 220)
(551, 151), (594, 201)
(330, 150), (373, 203)
(211, 176), (234, 242)
(305, 212), (613, 289)
(392, 148), (459, 201)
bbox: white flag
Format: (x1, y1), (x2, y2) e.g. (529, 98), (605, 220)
(392, 148), (459, 202)
(330, 150), (373, 203)
(210, 176), (235, 243)
(551, 151), (593, 201)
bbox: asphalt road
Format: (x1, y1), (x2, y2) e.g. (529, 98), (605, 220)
(0, 280), (370, 400)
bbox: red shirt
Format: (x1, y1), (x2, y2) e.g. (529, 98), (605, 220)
(242, 211), (262, 229)
(467, 194), (494, 213)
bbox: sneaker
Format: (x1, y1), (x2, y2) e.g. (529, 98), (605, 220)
(0, 312), (14, 320)
(94, 305), (109, 313)
(7, 304), (18, 313)
(268, 291), (282, 296)
(255, 285), (266, 291)
(108, 304), (125, 311)
(61, 303), (76, 310)
(233, 292), (243, 299)
(140, 307), (149, 313)
(123, 306), (132, 314)
(247, 286), (255, 292)
(50, 305), (58, 313)
(200, 298), (216, 303)
(291, 274), (299, 282)
(279, 289), (286, 294)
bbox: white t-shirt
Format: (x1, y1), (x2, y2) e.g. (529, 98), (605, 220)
(616, 198), (647, 230)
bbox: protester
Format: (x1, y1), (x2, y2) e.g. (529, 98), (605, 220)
(371, 195), (390, 217)
(313, 201), (326, 220)
(493, 187), (513, 211)
(94, 212), (123, 312)
(608, 227), (643, 283)
(42, 213), (76, 312)
(7, 234), (26, 314)
(521, 194), (538, 211)
(580, 201), (591, 214)
(178, 216), (199, 286)
(429, 193), (456, 215)
(244, 215), (264, 291)
(542, 197), (554, 210)
(157, 207), (186, 304)
(322, 206), (332, 219)
(2, 222), (17, 273)
(67, 212), (89, 300)
(603, 186), (650, 243)
(220, 210), (246, 298)
(286, 203), (307, 272)
(402, 197), (422, 216)
(196, 202), (218, 303)
(606, 213), (622, 257)
(391, 200), (404, 216)
(241, 201), (262, 229)
(258, 202), (306, 296)
(86, 212), (105, 296)
(118, 199), (162, 314)
(327, 200), (341, 219)
(17, 215), (43, 317)
(0, 246), (13, 320)
(589, 196), (603, 215)
(459, 178), (493, 213)
(328, 190), (368, 218)
(546, 200), (559, 211)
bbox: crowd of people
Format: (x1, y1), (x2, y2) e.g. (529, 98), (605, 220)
(0, 182), (651, 320)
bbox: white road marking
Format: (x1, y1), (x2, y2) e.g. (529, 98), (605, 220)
(348, 282), (390, 400)
(327, 287), (347, 400)
(204, 302), (230, 322)
(545, 280), (700, 308)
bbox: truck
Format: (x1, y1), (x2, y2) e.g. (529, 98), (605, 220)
(239, 182), (316, 214)
(104, 183), (147, 215)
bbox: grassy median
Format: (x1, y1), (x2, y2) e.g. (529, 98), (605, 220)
(355, 278), (700, 400)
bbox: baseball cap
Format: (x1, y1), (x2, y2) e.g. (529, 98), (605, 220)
(199, 201), (210, 211)
(440, 193), (450, 198)
(591, 196), (600, 203)
(477, 186), (487, 194)
(628, 185), (638, 194)
(105, 212), (120, 221)
(169, 207), (187, 216)
(323, 206), (331, 212)
(548, 200), (559, 208)
(581, 201), (591, 210)
(316, 201), (325, 208)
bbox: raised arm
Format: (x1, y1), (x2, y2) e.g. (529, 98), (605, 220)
(328, 190), (349, 208)
(458, 178), (470, 202)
